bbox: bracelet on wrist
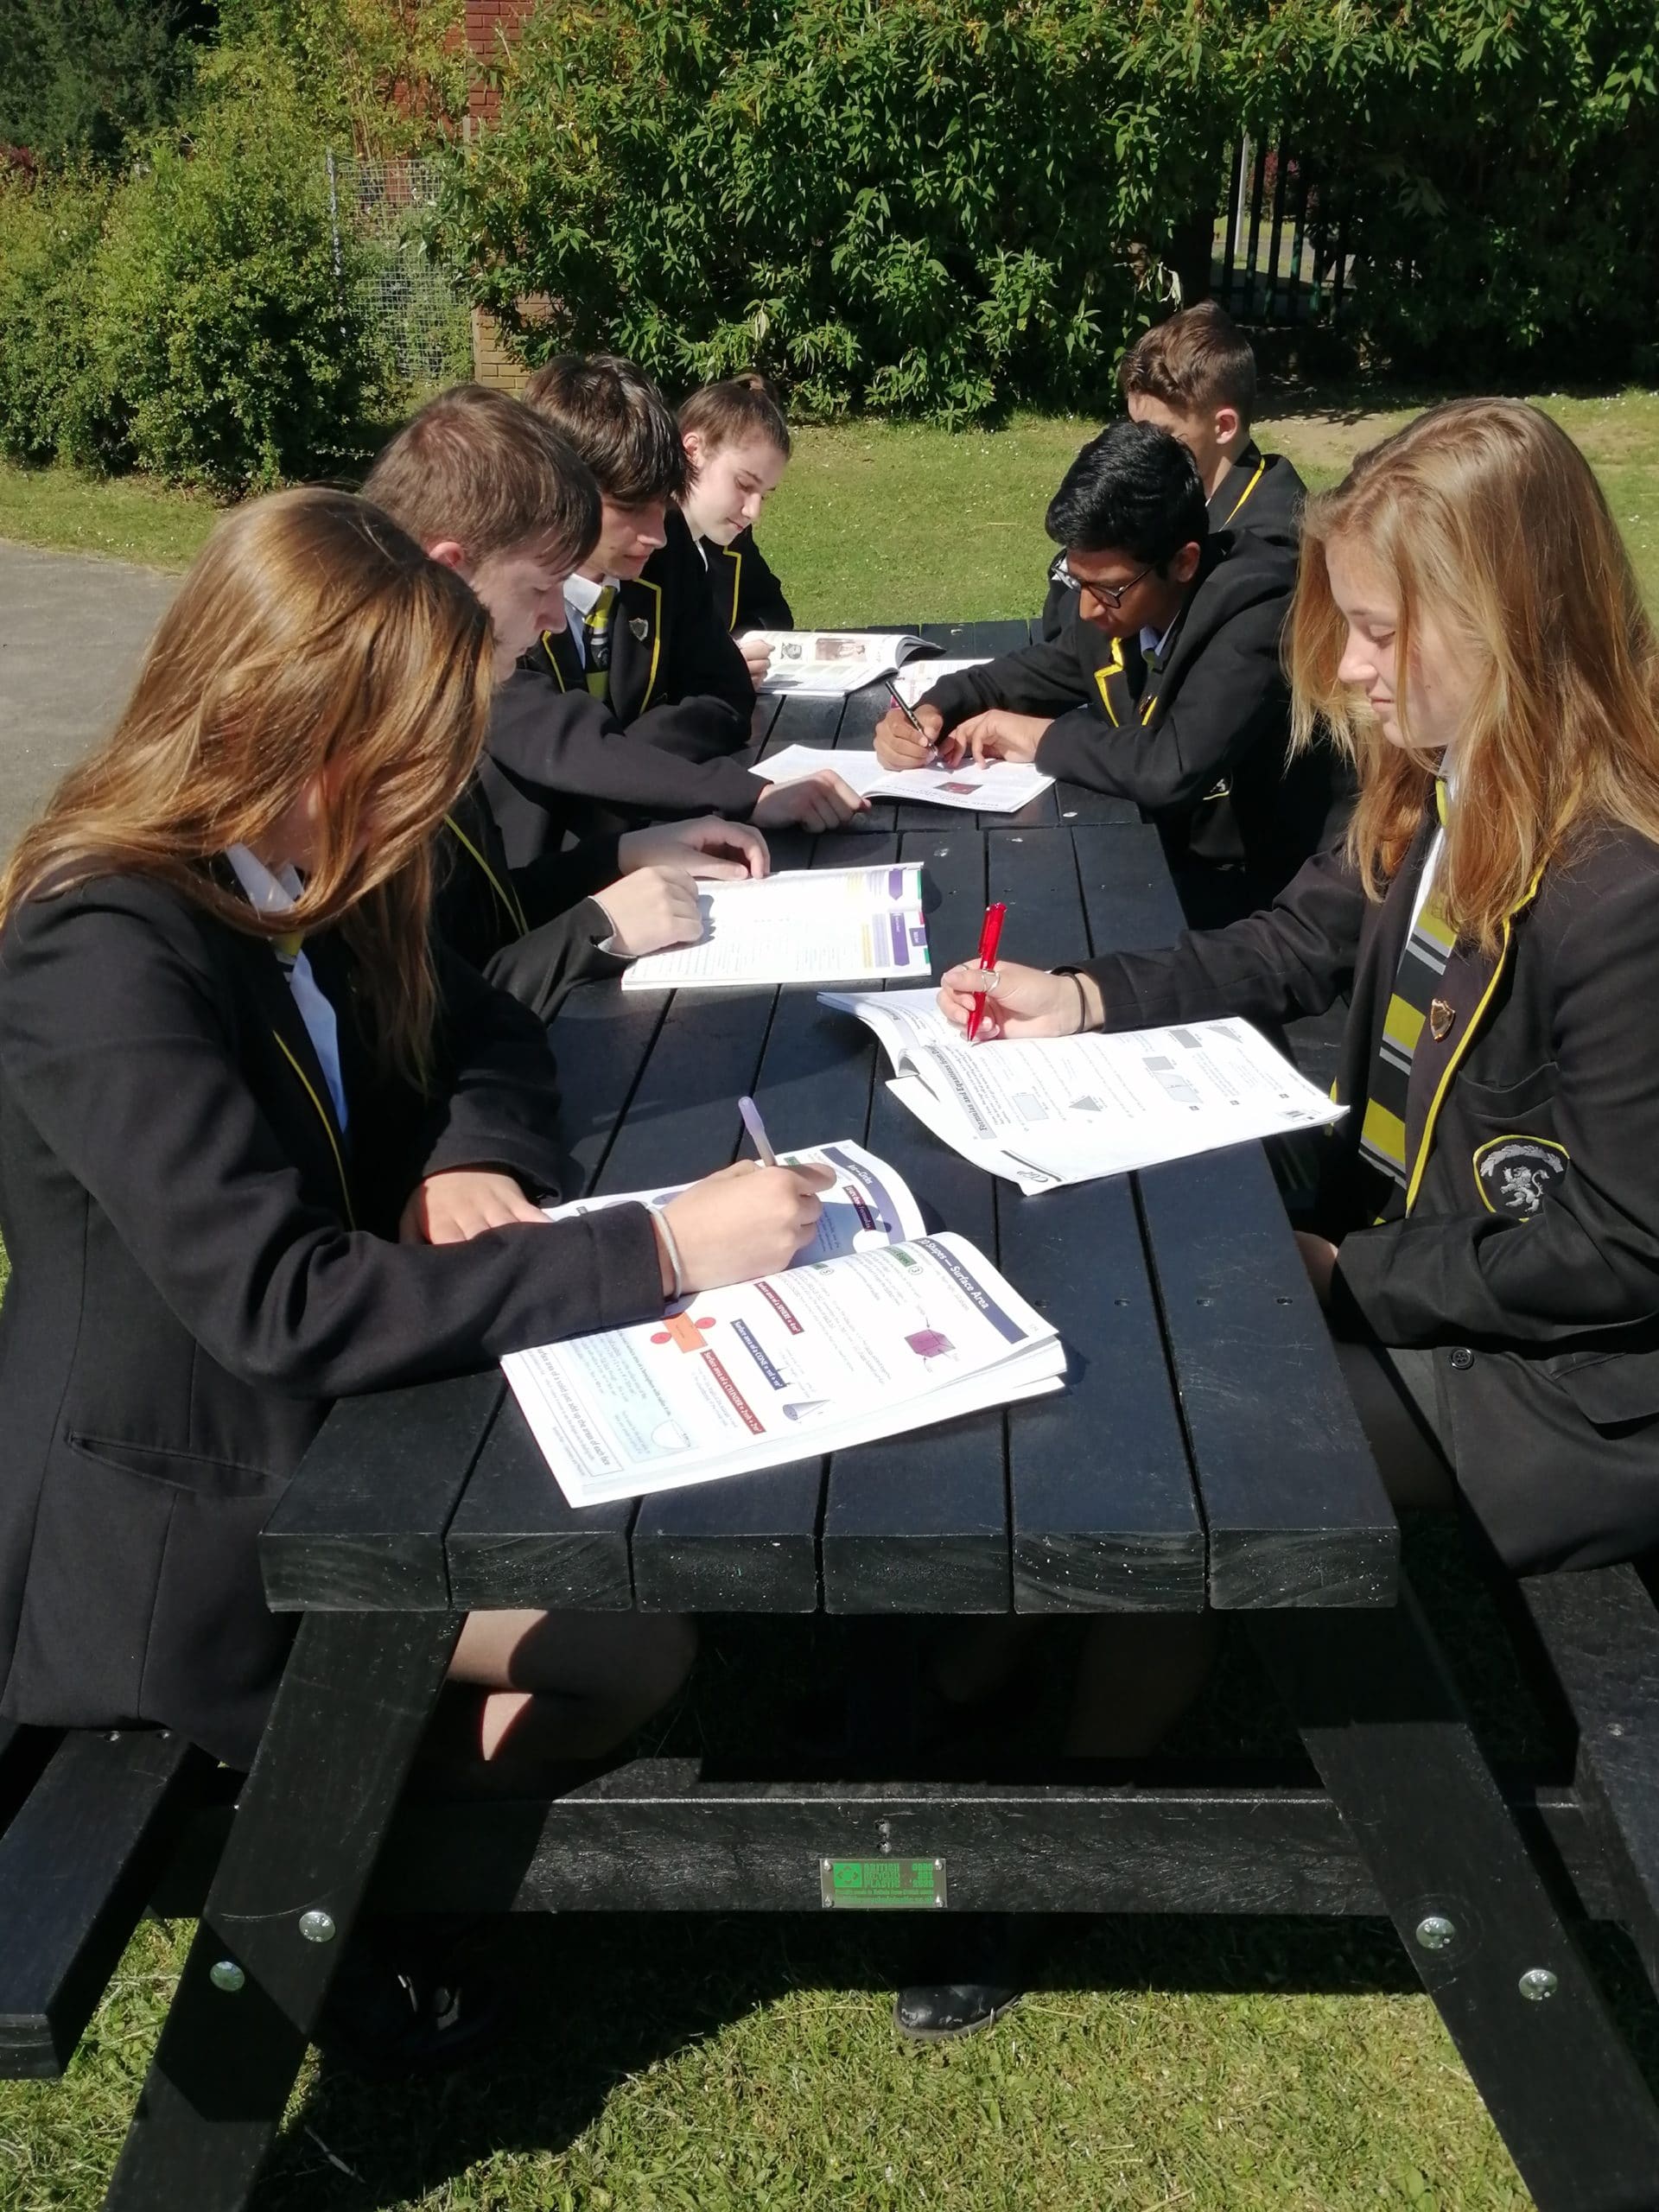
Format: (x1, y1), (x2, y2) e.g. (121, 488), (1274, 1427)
(652, 1208), (686, 1299)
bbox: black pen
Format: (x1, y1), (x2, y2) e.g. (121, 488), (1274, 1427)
(882, 677), (938, 760)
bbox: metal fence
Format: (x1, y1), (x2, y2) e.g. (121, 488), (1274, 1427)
(325, 153), (473, 392)
(1211, 136), (1357, 327)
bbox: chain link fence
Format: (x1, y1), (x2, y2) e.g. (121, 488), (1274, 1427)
(325, 153), (473, 395)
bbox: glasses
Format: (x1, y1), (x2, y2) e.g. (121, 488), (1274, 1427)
(1049, 554), (1155, 611)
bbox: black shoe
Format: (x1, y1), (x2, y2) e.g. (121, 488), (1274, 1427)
(315, 1920), (507, 2080)
(893, 1979), (1020, 2042)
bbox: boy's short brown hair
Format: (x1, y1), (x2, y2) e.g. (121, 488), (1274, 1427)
(362, 385), (601, 569)
(522, 353), (688, 505)
(678, 375), (792, 460)
(1117, 302), (1257, 427)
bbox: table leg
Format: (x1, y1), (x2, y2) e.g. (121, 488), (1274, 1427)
(103, 1608), (461, 2212)
(1251, 1586), (1659, 2212)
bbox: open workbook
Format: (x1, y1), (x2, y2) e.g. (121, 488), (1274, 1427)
(621, 862), (930, 991)
(821, 990), (1345, 1194)
(751, 744), (1053, 817)
(503, 1141), (1066, 1509)
(750, 631), (940, 696)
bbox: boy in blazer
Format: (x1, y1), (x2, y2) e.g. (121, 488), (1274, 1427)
(875, 422), (1342, 925)
(364, 387), (771, 1019)
(488, 353), (859, 865)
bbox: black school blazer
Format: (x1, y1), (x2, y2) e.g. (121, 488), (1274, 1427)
(485, 507), (762, 866)
(925, 530), (1341, 912)
(700, 525), (794, 633)
(436, 783), (626, 1021)
(0, 873), (662, 1764)
(1082, 823), (1659, 1574)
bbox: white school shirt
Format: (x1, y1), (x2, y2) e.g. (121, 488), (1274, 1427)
(224, 844), (349, 1135)
(1138, 617), (1177, 664)
(1406, 766), (1455, 942)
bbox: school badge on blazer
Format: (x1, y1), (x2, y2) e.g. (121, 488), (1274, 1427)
(629, 615), (650, 643)
(1472, 1135), (1569, 1215)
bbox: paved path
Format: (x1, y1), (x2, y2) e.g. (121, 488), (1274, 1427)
(0, 542), (177, 856)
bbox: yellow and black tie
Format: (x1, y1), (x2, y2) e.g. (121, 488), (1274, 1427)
(582, 584), (618, 699)
(1357, 784), (1454, 1214)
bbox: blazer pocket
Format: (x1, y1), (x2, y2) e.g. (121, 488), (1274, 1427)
(66, 1430), (282, 1500)
(1458, 1062), (1558, 1117)
(1540, 1348), (1659, 1431)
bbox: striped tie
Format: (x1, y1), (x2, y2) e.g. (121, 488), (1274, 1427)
(582, 584), (618, 699)
(1357, 784), (1454, 1214)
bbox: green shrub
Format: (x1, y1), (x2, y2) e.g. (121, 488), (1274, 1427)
(0, 166), (123, 467)
(436, 0), (1659, 421)
(91, 65), (394, 493)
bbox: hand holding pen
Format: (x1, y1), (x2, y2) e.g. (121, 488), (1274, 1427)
(874, 684), (951, 771)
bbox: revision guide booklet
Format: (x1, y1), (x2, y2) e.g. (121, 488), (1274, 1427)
(503, 1143), (1065, 1509)
(751, 631), (941, 697)
(621, 862), (930, 992)
(751, 744), (1054, 817)
(820, 989), (1345, 1194)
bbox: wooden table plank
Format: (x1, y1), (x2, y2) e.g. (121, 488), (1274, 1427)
(263, 1372), (501, 1611)
(818, 827), (1012, 1612)
(1074, 822), (1398, 1609)
(629, 830), (903, 1615)
(985, 829), (1206, 1611)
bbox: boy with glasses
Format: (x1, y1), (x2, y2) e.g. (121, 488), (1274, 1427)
(874, 421), (1343, 925)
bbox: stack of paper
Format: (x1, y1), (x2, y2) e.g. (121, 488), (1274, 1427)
(753, 745), (1053, 817)
(621, 863), (930, 992)
(821, 990), (1345, 1193)
(751, 631), (939, 697)
(505, 1143), (1065, 1508)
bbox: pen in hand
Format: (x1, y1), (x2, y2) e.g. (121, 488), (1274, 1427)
(738, 1094), (778, 1167)
(883, 677), (938, 761)
(966, 902), (1007, 1046)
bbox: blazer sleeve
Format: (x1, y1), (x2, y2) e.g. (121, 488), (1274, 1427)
(480, 900), (627, 1024)
(738, 534), (793, 631)
(1332, 870), (1659, 1348)
(490, 660), (764, 822)
(0, 885), (663, 1397)
(1035, 588), (1292, 810)
(920, 631), (1093, 730)
(1078, 845), (1368, 1031)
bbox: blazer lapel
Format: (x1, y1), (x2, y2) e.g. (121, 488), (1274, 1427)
(1090, 633), (1145, 728)
(616, 576), (664, 715)
(238, 933), (354, 1219)
(1209, 443), (1267, 531)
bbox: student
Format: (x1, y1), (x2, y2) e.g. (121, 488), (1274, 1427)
(362, 385), (771, 1019)
(0, 486), (836, 1789)
(939, 397), (1659, 1578)
(875, 420), (1342, 926)
(488, 353), (861, 865)
(1120, 301), (1306, 549)
(678, 372), (795, 679)
(1037, 304), (1305, 647)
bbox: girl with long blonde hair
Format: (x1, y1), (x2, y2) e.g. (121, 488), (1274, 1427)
(0, 486), (830, 1796)
(939, 398), (1659, 1573)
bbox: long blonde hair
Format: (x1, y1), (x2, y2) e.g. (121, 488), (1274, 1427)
(1288, 398), (1659, 950)
(0, 486), (493, 1079)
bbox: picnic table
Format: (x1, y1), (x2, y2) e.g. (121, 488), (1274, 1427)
(96, 626), (1659, 2211)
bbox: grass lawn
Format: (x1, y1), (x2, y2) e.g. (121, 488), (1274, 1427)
(6, 386), (1659, 2209)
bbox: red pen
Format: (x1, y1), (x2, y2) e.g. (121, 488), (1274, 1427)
(966, 901), (1007, 1045)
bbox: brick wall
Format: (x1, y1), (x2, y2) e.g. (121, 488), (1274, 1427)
(464, 0), (536, 128)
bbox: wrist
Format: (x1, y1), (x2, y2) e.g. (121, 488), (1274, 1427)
(651, 1208), (685, 1299)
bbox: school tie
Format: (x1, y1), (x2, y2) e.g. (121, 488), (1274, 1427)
(582, 584), (618, 699)
(1357, 782), (1454, 1217)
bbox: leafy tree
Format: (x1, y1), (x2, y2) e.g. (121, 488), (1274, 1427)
(0, 0), (213, 161)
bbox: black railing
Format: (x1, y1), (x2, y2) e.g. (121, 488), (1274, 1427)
(1213, 137), (1354, 327)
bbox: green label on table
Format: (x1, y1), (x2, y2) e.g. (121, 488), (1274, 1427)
(820, 1857), (945, 1909)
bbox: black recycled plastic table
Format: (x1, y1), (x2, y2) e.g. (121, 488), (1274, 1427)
(103, 624), (1659, 2211)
